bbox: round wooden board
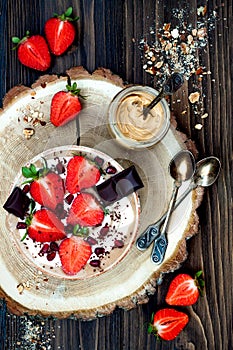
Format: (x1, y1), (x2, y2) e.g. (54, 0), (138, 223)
(0, 67), (203, 319)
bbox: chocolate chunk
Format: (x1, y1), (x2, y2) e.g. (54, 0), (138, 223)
(3, 187), (31, 219)
(96, 165), (144, 206)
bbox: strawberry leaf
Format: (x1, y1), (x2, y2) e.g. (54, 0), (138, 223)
(65, 7), (73, 17)
(22, 166), (34, 178)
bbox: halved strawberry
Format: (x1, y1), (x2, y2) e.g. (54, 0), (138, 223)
(59, 236), (92, 275)
(12, 31), (51, 71)
(27, 209), (66, 243)
(65, 155), (101, 194)
(50, 83), (82, 127)
(67, 193), (104, 227)
(148, 308), (189, 341)
(22, 162), (65, 211)
(44, 7), (79, 56)
(165, 271), (205, 306)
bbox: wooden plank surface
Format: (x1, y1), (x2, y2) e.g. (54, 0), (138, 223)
(0, 0), (232, 349)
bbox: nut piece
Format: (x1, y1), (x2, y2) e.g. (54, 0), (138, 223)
(23, 127), (35, 139)
(189, 92), (200, 104)
(195, 123), (203, 130)
(17, 283), (24, 294)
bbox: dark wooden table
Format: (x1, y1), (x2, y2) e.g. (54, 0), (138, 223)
(0, 1), (232, 349)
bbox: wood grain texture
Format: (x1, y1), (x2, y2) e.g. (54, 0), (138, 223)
(0, 0), (232, 349)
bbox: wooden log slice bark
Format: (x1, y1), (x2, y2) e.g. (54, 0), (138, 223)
(0, 67), (203, 319)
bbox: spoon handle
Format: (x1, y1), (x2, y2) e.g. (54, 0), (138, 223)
(151, 184), (179, 264)
(136, 184), (195, 251)
(136, 219), (164, 250)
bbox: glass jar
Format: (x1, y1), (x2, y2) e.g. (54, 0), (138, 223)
(107, 85), (170, 149)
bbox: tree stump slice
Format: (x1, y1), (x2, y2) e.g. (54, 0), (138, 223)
(0, 67), (203, 319)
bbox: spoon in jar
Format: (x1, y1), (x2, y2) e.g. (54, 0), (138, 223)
(143, 72), (184, 120)
(136, 156), (221, 260)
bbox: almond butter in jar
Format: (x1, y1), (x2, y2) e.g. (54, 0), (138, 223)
(107, 85), (170, 149)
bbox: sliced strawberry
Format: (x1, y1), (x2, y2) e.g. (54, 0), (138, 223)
(50, 83), (82, 127)
(148, 308), (189, 341)
(22, 162), (65, 211)
(165, 271), (204, 306)
(66, 155), (101, 194)
(12, 31), (51, 71)
(44, 7), (79, 56)
(67, 193), (104, 227)
(59, 236), (92, 275)
(27, 209), (66, 243)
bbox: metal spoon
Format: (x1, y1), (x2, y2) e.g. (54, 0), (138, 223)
(143, 72), (184, 120)
(150, 150), (195, 264)
(136, 155), (221, 254)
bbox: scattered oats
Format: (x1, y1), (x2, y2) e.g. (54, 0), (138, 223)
(171, 28), (179, 38)
(32, 111), (39, 118)
(38, 112), (44, 119)
(30, 91), (36, 97)
(189, 91), (200, 103)
(187, 35), (193, 44)
(155, 61), (164, 68)
(197, 5), (207, 17)
(197, 27), (207, 39)
(195, 123), (203, 130)
(23, 127), (35, 139)
(192, 28), (197, 36)
(201, 113), (208, 118)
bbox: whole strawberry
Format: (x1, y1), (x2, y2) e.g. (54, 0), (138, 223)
(44, 7), (79, 56)
(148, 308), (189, 341)
(50, 82), (83, 127)
(12, 31), (51, 71)
(165, 271), (205, 306)
(22, 161), (65, 211)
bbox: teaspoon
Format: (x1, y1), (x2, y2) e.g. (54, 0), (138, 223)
(136, 156), (221, 254)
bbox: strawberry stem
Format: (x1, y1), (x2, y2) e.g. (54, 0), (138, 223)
(66, 82), (86, 99)
(195, 270), (205, 296)
(53, 7), (79, 22)
(12, 31), (30, 49)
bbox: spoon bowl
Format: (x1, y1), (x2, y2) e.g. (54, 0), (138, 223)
(192, 156), (221, 187)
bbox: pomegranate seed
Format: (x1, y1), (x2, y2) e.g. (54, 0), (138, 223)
(50, 242), (59, 251)
(90, 259), (100, 268)
(16, 222), (27, 229)
(106, 165), (117, 174)
(47, 251), (56, 261)
(39, 244), (50, 256)
(65, 194), (74, 205)
(22, 185), (30, 193)
(114, 239), (124, 248)
(86, 236), (98, 245)
(95, 247), (105, 256)
(94, 156), (104, 167)
(56, 162), (65, 174)
(99, 225), (109, 237)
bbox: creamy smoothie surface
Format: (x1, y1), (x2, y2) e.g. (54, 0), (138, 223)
(115, 92), (165, 141)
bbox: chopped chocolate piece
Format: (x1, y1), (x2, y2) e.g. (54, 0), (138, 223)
(95, 165), (143, 206)
(3, 187), (30, 219)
